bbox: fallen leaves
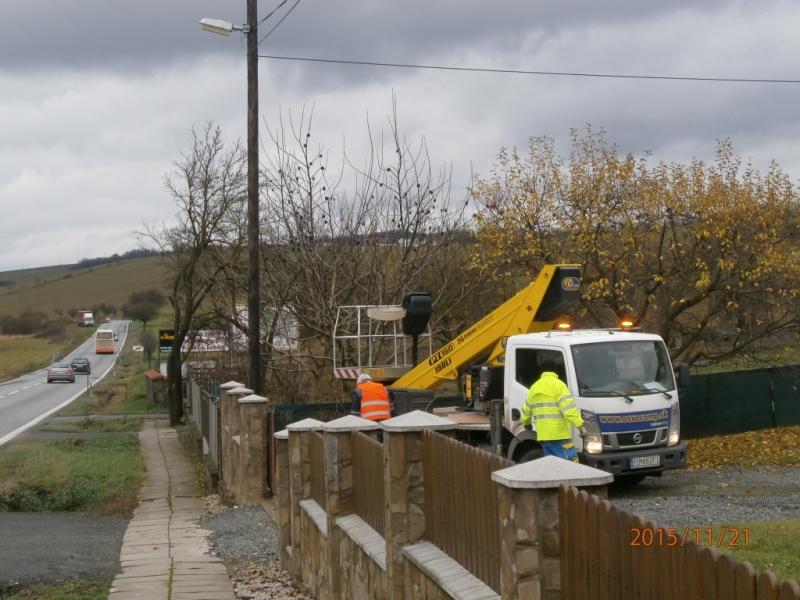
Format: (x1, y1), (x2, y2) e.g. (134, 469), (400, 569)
(685, 425), (800, 469)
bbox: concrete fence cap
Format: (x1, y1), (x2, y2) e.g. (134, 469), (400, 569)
(238, 393), (269, 404)
(220, 380), (245, 389)
(226, 386), (253, 396)
(381, 410), (460, 432)
(491, 455), (613, 489)
(324, 415), (381, 432)
(286, 418), (325, 432)
(274, 430), (289, 440)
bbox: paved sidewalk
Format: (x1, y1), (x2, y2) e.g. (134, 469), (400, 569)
(108, 419), (235, 600)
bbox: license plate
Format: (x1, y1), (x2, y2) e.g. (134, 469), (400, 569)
(630, 455), (660, 469)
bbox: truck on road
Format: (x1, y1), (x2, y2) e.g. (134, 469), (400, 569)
(76, 311), (94, 327)
(333, 265), (688, 482)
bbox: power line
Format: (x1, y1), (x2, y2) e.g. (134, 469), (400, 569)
(257, 54), (800, 84)
(258, 0), (302, 46)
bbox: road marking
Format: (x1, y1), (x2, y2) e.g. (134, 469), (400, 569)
(23, 386), (31, 389)
(9, 390), (18, 395)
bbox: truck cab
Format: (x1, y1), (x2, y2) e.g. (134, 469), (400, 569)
(503, 330), (687, 478)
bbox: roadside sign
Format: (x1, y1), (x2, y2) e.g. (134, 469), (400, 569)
(159, 330), (175, 353)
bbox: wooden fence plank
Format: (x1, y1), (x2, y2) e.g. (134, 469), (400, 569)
(683, 541), (702, 600)
(670, 535), (687, 600)
(735, 561), (757, 600)
(588, 495), (602, 599)
(653, 526), (671, 600)
(630, 514), (647, 599)
(700, 546), (721, 600)
(758, 571), (780, 600)
(597, 500), (613, 600)
(577, 490), (591, 600)
(560, 485), (572, 600)
(779, 580), (800, 600)
(643, 520), (660, 600)
(717, 552), (737, 600)
(618, 510), (635, 600)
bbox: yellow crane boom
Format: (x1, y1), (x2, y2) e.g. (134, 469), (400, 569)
(389, 264), (581, 391)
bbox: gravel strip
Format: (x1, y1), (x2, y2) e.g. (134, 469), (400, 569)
(198, 500), (309, 600)
(609, 466), (800, 529)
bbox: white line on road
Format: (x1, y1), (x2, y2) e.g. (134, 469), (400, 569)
(0, 357), (119, 448)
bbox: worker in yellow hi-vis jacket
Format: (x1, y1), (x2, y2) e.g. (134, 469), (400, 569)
(521, 358), (588, 462)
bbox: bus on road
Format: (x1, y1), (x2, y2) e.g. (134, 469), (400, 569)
(96, 329), (115, 354)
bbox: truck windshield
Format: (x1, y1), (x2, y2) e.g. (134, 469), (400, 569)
(571, 340), (674, 397)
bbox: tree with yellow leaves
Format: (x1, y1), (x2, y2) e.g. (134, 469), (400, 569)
(470, 128), (800, 365)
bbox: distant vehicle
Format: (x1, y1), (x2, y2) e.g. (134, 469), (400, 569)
(47, 362), (75, 383)
(105, 317), (112, 323)
(114, 334), (119, 342)
(96, 329), (115, 354)
(71, 357), (91, 374)
(76, 311), (94, 327)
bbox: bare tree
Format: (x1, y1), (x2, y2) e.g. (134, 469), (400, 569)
(254, 103), (483, 400)
(137, 123), (247, 425)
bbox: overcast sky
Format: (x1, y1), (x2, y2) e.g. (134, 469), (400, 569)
(2, 0), (800, 273)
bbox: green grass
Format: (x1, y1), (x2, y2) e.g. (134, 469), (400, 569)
(695, 520), (800, 585)
(2, 576), (110, 600)
(0, 328), (91, 382)
(0, 435), (144, 514)
(38, 418), (143, 433)
(0, 256), (167, 317)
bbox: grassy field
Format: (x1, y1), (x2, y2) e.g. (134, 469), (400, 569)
(0, 328), (93, 382)
(0, 256), (167, 317)
(0, 435), (144, 514)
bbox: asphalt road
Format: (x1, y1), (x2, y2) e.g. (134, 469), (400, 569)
(0, 512), (128, 587)
(0, 320), (130, 448)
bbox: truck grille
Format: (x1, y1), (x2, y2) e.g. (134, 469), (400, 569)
(603, 430), (660, 448)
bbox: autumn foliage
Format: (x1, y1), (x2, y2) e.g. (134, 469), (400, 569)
(470, 128), (800, 366)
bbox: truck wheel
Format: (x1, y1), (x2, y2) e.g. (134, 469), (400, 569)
(518, 446), (544, 463)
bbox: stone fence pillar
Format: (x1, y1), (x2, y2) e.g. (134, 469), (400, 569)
(286, 418), (325, 580)
(220, 385), (252, 503)
(322, 415), (380, 599)
(381, 411), (459, 600)
(275, 429), (291, 571)
(238, 393), (270, 503)
(217, 381), (244, 498)
(491, 456), (613, 600)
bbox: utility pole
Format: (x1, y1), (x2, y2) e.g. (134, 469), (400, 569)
(246, 0), (262, 394)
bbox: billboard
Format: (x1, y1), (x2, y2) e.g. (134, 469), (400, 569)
(234, 304), (298, 352)
(159, 330), (175, 353)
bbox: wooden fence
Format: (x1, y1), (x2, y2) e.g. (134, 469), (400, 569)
(422, 429), (513, 595)
(351, 431), (385, 537)
(559, 485), (800, 600)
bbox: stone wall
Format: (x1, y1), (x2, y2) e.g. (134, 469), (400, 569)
(276, 411), (614, 600)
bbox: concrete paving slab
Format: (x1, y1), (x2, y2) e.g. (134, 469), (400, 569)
(108, 420), (235, 599)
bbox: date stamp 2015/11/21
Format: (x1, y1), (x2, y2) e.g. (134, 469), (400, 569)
(630, 527), (750, 548)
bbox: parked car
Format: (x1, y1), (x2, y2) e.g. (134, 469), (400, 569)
(47, 362), (75, 383)
(71, 357), (91, 375)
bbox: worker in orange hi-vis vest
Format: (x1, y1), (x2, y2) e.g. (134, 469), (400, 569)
(350, 373), (393, 422)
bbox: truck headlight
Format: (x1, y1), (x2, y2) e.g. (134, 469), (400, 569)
(668, 402), (680, 446)
(580, 410), (603, 455)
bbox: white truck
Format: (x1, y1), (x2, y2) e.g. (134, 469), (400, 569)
(490, 329), (687, 480)
(333, 264), (688, 481)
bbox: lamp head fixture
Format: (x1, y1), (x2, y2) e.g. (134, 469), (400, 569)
(199, 18), (250, 36)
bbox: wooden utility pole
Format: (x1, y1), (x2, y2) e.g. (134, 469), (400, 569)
(246, 0), (262, 394)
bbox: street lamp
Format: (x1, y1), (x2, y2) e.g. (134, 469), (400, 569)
(200, 0), (262, 395)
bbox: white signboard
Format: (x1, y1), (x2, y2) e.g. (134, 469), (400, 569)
(234, 304), (299, 352)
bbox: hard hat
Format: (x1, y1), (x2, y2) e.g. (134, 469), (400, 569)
(357, 373), (373, 384)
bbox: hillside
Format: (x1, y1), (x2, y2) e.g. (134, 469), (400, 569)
(0, 256), (168, 317)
